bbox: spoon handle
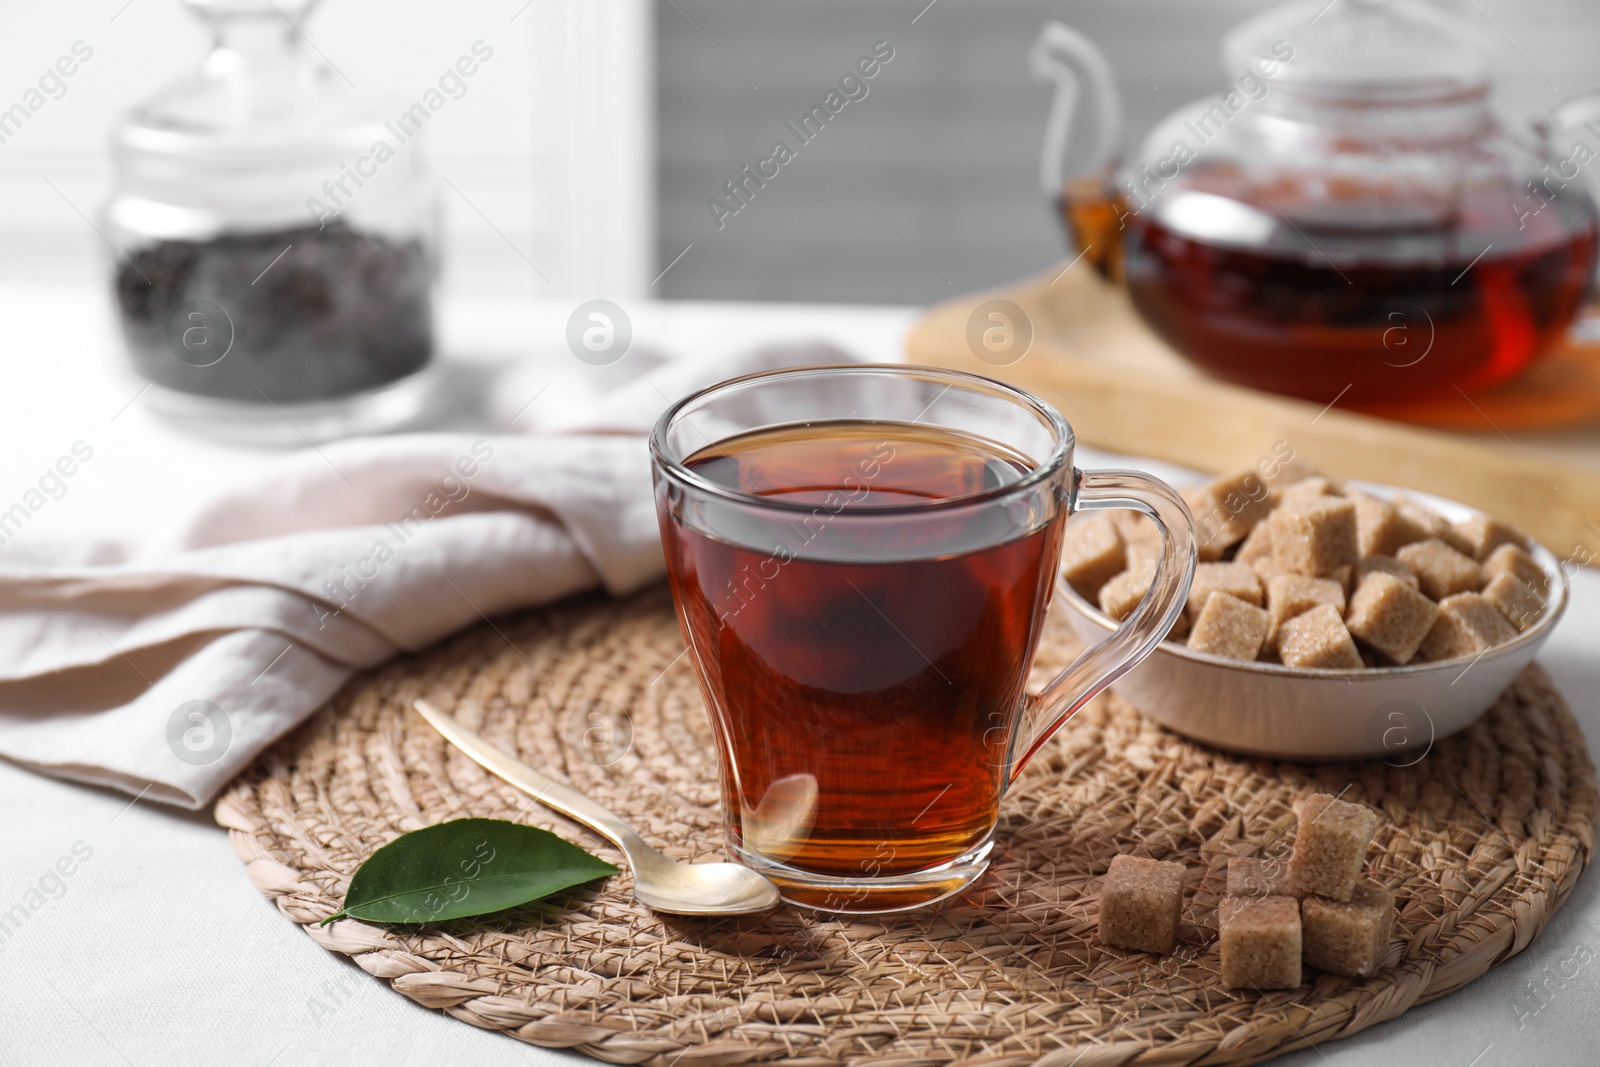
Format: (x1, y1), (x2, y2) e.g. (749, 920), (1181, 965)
(412, 699), (654, 860)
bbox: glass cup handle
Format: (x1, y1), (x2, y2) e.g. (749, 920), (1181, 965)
(1006, 467), (1196, 784)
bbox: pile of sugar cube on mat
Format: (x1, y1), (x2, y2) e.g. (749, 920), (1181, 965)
(1101, 793), (1390, 988)
(1064, 462), (1547, 669)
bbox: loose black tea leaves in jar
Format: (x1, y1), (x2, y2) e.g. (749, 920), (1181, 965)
(116, 222), (434, 404)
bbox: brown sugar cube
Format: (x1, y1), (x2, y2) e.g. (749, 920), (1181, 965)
(1113, 512), (1164, 572)
(1182, 486), (1224, 548)
(1125, 542), (1162, 575)
(1440, 526), (1475, 558)
(1196, 470), (1280, 547)
(1348, 492), (1424, 558)
(1098, 565), (1153, 622)
(1302, 882), (1396, 977)
(1265, 573), (1345, 646)
(1189, 593), (1270, 662)
(1187, 561), (1264, 622)
(1098, 854), (1185, 954)
(1227, 856), (1293, 899)
(1251, 554), (1295, 586)
(1109, 561), (1187, 643)
(1278, 605), (1363, 670)
(1481, 571), (1544, 632)
(1353, 555), (1419, 591)
(1345, 572), (1439, 664)
(1263, 457), (1325, 490)
(1396, 539), (1481, 600)
(1269, 497), (1359, 576)
(1287, 794), (1381, 902)
(1112, 510), (1160, 546)
(1276, 475), (1340, 506)
(1327, 563), (1355, 597)
(1267, 574), (1347, 612)
(1111, 509), (1155, 543)
(1419, 592), (1518, 661)
(1482, 543), (1547, 596)
(1062, 513), (1125, 599)
(1119, 523), (1162, 574)
(1206, 467), (1278, 512)
(1233, 520), (1274, 566)
(1219, 895), (1302, 989)
(1392, 495), (1451, 544)
(1450, 515), (1527, 561)
(1183, 487), (1236, 561)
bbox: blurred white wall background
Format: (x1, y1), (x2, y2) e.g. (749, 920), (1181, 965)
(0, 0), (1592, 306)
(0, 0), (652, 300)
(655, 0), (1600, 304)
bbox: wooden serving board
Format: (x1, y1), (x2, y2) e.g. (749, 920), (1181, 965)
(907, 267), (1600, 558)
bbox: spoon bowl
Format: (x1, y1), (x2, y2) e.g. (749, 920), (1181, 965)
(628, 852), (781, 916)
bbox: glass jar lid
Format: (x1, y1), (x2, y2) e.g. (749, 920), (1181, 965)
(1223, 0), (1491, 103)
(110, 0), (400, 236)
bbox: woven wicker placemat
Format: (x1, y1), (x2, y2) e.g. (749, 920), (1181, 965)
(218, 585), (1598, 1067)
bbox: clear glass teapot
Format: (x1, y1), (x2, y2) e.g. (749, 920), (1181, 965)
(1032, 0), (1598, 409)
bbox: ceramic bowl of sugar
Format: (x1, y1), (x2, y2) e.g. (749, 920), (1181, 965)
(1058, 481), (1568, 761)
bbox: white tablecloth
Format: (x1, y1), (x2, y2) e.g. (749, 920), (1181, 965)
(1, 283), (1594, 1066)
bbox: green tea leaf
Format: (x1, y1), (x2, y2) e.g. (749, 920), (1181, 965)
(324, 818), (617, 926)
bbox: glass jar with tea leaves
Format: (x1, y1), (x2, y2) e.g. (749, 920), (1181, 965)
(104, 0), (436, 443)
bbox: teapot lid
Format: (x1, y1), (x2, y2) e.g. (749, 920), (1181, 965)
(1223, 0), (1490, 102)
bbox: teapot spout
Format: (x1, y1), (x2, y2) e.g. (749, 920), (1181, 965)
(1031, 21), (1125, 280)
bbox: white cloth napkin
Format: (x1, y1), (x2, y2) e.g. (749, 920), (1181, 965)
(0, 342), (853, 809)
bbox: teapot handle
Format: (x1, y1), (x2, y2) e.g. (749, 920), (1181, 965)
(1030, 21), (1123, 198)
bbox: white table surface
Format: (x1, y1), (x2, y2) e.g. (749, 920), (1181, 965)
(1, 282), (1596, 1067)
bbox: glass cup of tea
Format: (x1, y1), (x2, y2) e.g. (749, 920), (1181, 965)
(650, 365), (1196, 913)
